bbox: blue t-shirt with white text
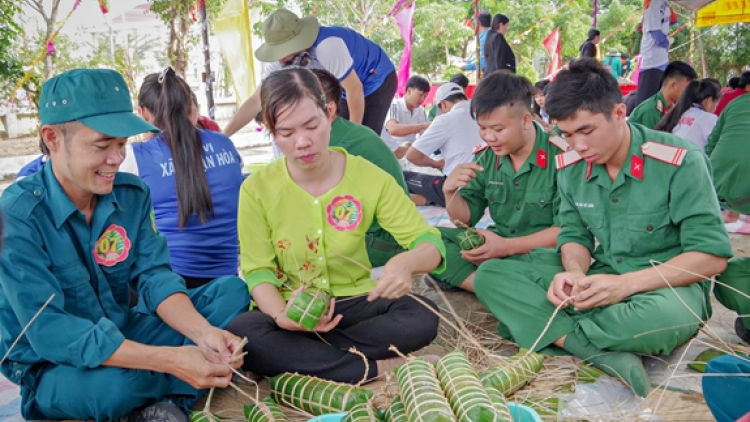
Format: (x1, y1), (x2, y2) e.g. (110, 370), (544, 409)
(131, 129), (244, 279)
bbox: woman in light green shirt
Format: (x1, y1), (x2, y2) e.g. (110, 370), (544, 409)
(227, 67), (446, 383)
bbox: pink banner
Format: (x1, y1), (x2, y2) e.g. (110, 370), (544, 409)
(393, 2), (415, 98)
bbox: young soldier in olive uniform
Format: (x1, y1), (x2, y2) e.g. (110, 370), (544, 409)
(629, 61), (697, 129)
(429, 72), (568, 291)
(473, 60), (731, 397)
(706, 94), (750, 344)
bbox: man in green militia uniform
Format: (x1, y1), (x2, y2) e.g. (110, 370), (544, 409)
(429, 72), (569, 291)
(628, 61), (696, 129)
(706, 94), (750, 344)
(474, 60), (731, 397)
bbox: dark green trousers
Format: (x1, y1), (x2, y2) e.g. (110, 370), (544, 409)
(474, 248), (707, 355)
(717, 257), (750, 329)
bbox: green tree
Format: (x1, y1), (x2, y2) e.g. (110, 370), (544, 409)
(22, 0), (62, 81)
(147, 0), (228, 78)
(0, 0), (25, 100)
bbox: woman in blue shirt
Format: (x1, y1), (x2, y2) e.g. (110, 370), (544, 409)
(120, 67), (244, 288)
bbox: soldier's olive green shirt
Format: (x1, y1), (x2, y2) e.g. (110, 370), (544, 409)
(460, 124), (562, 237)
(556, 123), (732, 274)
(629, 91), (669, 129)
(705, 94), (750, 214)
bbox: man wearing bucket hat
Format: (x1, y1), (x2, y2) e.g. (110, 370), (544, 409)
(603, 48), (623, 80)
(224, 9), (397, 137)
(403, 82), (485, 208)
(0, 69), (250, 422)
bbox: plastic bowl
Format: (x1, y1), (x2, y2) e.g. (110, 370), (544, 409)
(306, 403), (542, 422)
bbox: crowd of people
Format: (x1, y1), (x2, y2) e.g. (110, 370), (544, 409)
(1, 5), (749, 422)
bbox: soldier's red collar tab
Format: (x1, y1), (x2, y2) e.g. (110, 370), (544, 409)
(555, 149), (583, 170)
(655, 97), (670, 116)
(641, 141), (687, 166)
(536, 148), (547, 169)
(473, 143), (489, 155)
(631, 154), (644, 180)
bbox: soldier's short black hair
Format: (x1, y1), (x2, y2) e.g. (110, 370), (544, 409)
(664, 61), (698, 83)
(545, 58), (622, 122)
(471, 71), (533, 119)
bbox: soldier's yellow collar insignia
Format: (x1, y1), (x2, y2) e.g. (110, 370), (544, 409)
(641, 141), (687, 166)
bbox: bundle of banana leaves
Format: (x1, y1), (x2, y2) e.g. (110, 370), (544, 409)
(286, 288), (332, 331)
(435, 350), (510, 422)
(479, 349), (545, 396)
(270, 372), (373, 415)
(394, 357), (455, 422)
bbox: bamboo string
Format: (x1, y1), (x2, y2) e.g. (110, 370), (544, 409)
(348, 347), (370, 386)
(0, 294), (55, 366)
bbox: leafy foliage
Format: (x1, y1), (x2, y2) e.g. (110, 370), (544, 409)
(147, 0), (228, 77)
(0, 0), (25, 100)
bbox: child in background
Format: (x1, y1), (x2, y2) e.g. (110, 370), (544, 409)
(532, 80), (553, 131)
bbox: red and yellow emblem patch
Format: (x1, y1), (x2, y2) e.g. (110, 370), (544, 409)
(326, 195), (362, 232)
(93, 224), (131, 266)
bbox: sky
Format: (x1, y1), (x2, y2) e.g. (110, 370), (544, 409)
(19, 0), (149, 37)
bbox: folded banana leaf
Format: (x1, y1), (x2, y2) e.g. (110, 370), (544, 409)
(688, 348), (729, 373)
(479, 349), (545, 396)
(395, 356), (455, 422)
(457, 229), (485, 251)
(286, 288), (332, 331)
(342, 402), (381, 422)
(190, 412), (220, 422)
(577, 364), (606, 383)
(384, 396), (408, 422)
(518, 397), (559, 418)
(435, 350), (510, 422)
(245, 398), (289, 422)
(485, 387), (513, 422)
(270, 372), (373, 415)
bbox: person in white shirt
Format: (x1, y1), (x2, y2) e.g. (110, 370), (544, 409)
(381, 75), (431, 158)
(655, 78), (721, 151)
(404, 82), (486, 207)
(635, 0), (672, 106)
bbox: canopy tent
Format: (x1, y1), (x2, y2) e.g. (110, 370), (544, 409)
(695, 0), (750, 27)
(671, 0), (718, 10)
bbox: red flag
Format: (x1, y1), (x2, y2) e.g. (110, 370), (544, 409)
(543, 27), (562, 77)
(97, 0), (109, 14)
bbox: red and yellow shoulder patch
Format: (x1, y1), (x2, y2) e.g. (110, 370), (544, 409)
(641, 141), (687, 166)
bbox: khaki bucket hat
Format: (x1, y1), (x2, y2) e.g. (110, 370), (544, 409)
(255, 9), (321, 62)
